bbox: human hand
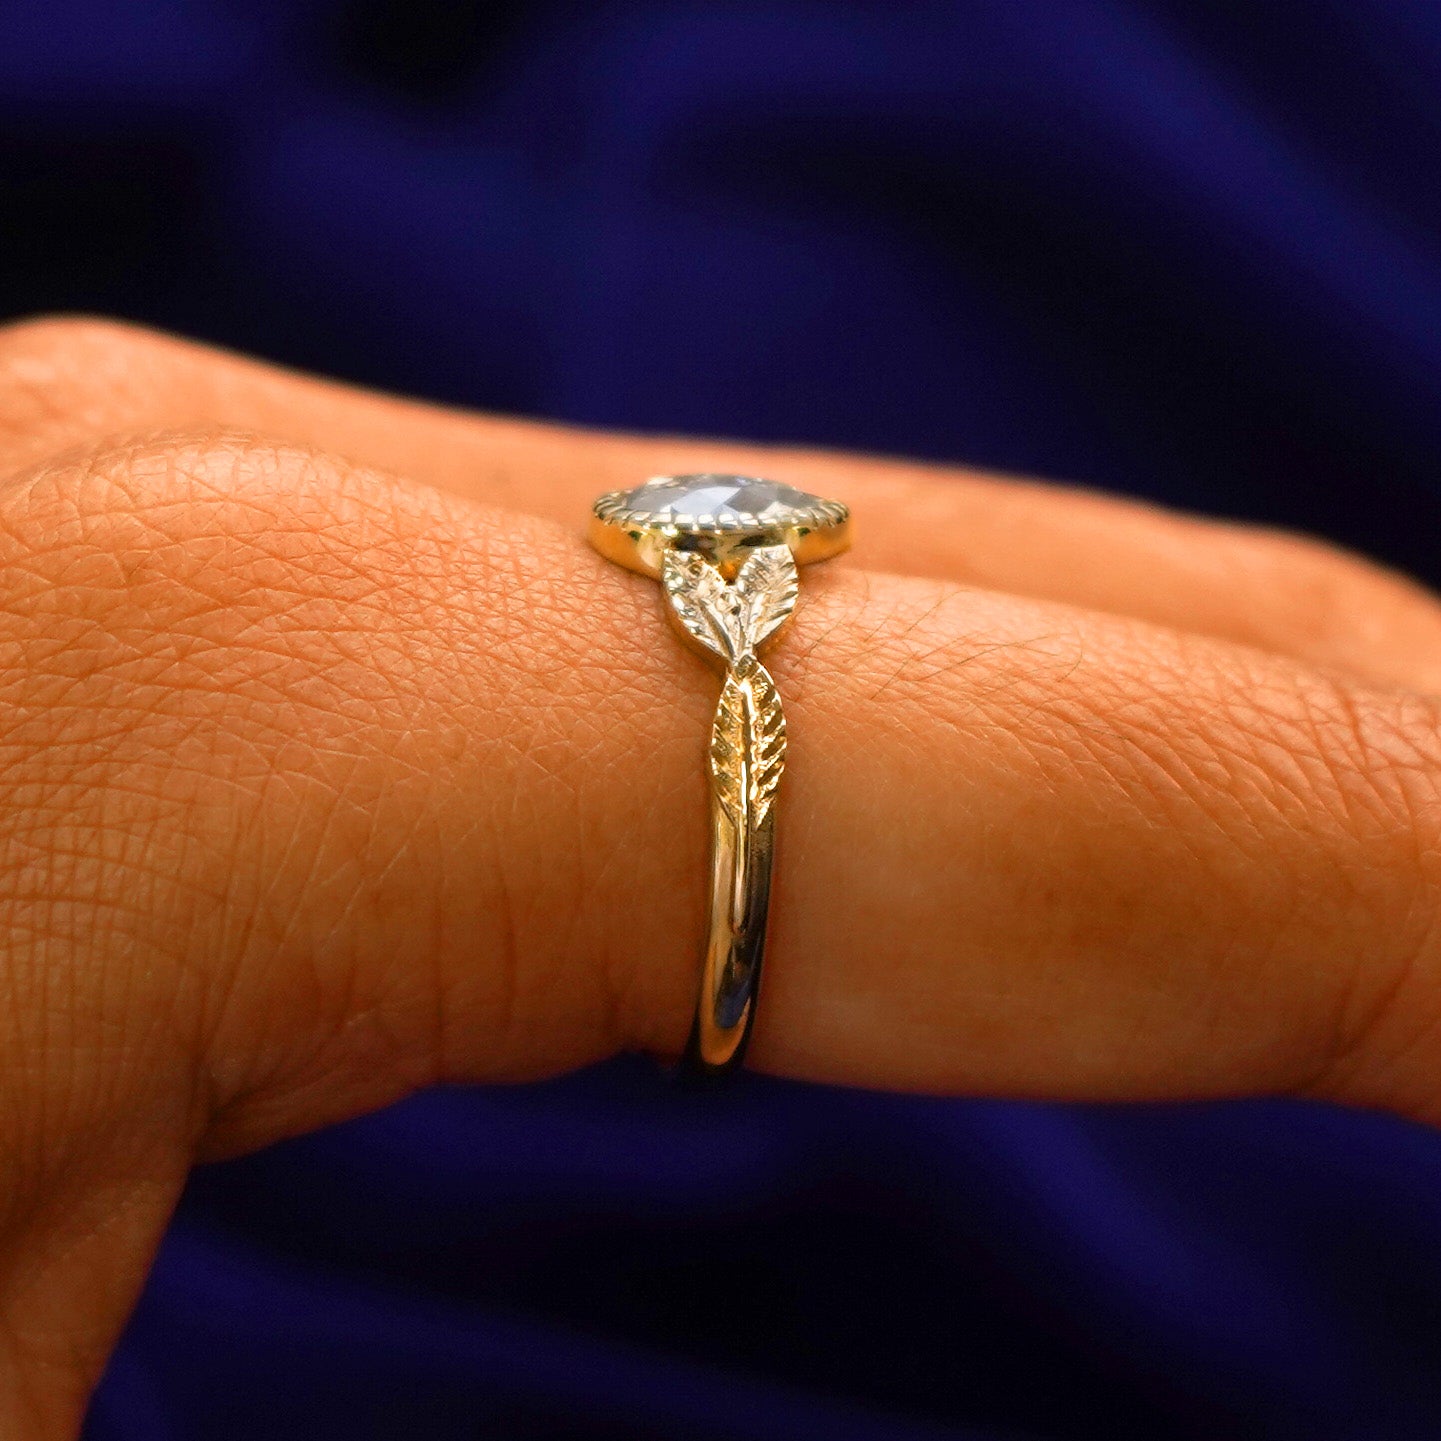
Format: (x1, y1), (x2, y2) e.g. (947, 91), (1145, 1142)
(1, 317), (1439, 1436)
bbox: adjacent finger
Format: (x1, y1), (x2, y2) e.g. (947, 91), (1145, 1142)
(3, 316), (1441, 692)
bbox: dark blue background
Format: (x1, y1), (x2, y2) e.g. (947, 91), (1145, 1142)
(2, 3), (1440, 1437)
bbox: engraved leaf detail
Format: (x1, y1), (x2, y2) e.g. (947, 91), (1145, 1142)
(663, 550), (738, 661)
(710, 662), (787, 829)
(665, 546), (792, 829)
(663, 544), (797, 663)
(733, 544), (798, 655)
(745, 665), (788, 826)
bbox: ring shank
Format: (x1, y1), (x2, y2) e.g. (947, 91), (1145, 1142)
(679, 754), (778, 1079)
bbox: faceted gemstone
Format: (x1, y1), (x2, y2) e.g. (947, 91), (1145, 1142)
(615, 473), (827, 530)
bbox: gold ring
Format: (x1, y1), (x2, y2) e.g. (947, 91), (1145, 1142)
(588, 474), (853, 1079)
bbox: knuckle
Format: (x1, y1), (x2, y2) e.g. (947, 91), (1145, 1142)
(0, 431), (273, 631)
(0, 431), (339, 836)
(0, 434), (400, 1089)
(0, 432), (431, 772)
(0, 431), (658, 1107)
(8, 427), (342, 568)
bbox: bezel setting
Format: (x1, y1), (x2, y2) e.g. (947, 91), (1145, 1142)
(589, 473), (851, 576)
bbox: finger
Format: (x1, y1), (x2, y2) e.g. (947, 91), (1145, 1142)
(2, 429), (1440, 1431)
(0, 429), (1435, 1134)
(4, 316), (1441, 693)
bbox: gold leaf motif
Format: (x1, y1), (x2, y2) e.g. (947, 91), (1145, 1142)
(709, 661), (787, 830)
(745, 663), (787, 826)
(663, 550), (740, 662)
(663, 544), (798, 665)
(709, 671), (747, 825)
(732, 544), (798, 656)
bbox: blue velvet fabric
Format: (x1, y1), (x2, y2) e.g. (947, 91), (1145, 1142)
(1, 3), (1440, 1437)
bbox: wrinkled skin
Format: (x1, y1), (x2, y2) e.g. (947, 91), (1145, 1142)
(0, 317), (1439, 1436)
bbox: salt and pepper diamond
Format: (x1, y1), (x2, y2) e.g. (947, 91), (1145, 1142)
(597, 473), (847, 536)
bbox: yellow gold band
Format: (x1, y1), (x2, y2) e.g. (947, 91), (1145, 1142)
(587, 475), (851, 1079)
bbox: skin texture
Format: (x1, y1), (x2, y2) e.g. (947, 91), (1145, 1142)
(0, 316), (1437, 1434)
